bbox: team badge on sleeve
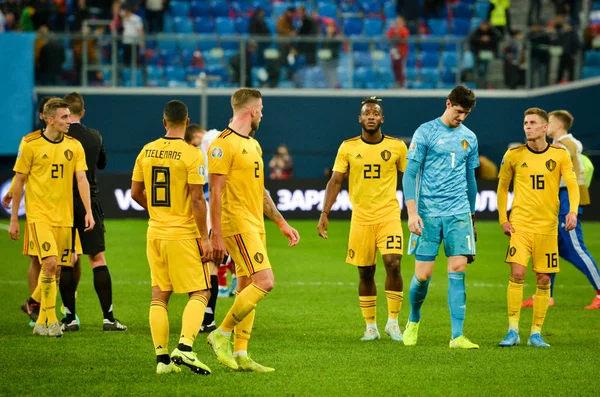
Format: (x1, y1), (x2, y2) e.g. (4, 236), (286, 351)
(198, 165), (206, 176)
(409, 142), (417, 151)
(461, 140), (469, 150)
(381, 150), (391, 161)
(211, 147), (223, 159)
(64, 149), (73, 161)
(545, 159), (556, 172)
(254, 252), (264, 263)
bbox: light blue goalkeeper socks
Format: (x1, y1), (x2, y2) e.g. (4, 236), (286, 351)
(409, 275), (431, 323)
(448, 272), (466, 339)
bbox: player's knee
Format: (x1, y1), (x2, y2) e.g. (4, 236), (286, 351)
(384, 256), (401, 276)
(536, 273), (551, 285)
(30, 257), (41, 270)
(255, 279), (274, 292)
(89, 252), (107, 268)
(510, 266), (526, 280)
(358, 266), (376, 282)
(42, 257), (57, 275)
(191, 290), (210, 300)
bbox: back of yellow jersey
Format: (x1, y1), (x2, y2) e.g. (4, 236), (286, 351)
(13, 131), (87, 227)
(332, 135), (408, 225)
(208, 128), (265, 237)
(499, 144), (576, 235)
(132, 137), (205, 240)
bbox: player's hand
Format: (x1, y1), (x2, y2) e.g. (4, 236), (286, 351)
(408, 213), (424, 236)
(280, 222), (300, 247)
(211, 231), (227, 265)
(2, 192), (12, 209)
(565, 212), (577, 231)
(471, 214), (477, 242)
(317, 212), (329, 239)
(466, 255), (475, 264)
(199, 237), (214, 263)
(501, 222), (514, 237)
(84, 212), (96, 231)
(8, 220), (19, 240)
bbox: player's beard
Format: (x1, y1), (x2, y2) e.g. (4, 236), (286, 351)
(361, 121), (381, 135)
(250, 119), (260, 136)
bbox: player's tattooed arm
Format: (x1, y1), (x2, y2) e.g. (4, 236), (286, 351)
(264, 189), (284, 225)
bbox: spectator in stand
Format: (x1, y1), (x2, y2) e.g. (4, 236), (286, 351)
(396, 0), (420, 34)
(38, 27), (66, 85)
(321, 21), (340, 88)
(527, 21), (550, 87)
(33, 0), (54, 30)
(230, 41), (255, 87)
(74, 25), (104, 85)
(553, 0), (581, 25)
(423, 0), (444, 19)
(89, 0), (113, 19)
(3, 12), (17, 31)
(20, 5), (36, 31)
(469, 20), (502, 88)
(120, 2), (144, 67)
(54, 0), (68, 31)
(528, 0), (542, 26)
(488, 0), (512, 37)
(277, 6), (296, 68)
(269, 145), (294, 180)
(557, 22), (580, 83)
(296, 5), (318, 66)
(146, 0), (166, 33)
(503, 30), (525, 89)
(75, 0), (90, 31)
(2, 0), (21, 21)
(249, 7), (270, 66)
(387, 15), (410, 88)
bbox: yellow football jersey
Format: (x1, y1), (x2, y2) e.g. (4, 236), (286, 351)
(332, 135), (408, 225)
(13, 131), (87, 227)
(208, 128), (265, 237)
(132, 137), (205, 240)
(498, 144), (577, 234)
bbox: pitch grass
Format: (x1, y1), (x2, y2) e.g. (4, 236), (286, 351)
(1, 220), (599, 396)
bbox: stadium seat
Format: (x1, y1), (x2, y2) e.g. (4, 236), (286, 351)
(373, 54), (392, 70)
(474, 1), (490, 19)
(186, 66), (205, 81)
(210, 1), (230, 17)
(215, 17), (235, 34)
(441, 67), (457, 83)
(406, 53), (418, 68)
(409, 81), (435, 89)
(180, 49), (196, 65)
(353, 51), (373, 67)
(354, 66), (377, 88)
(405, 67), (419, 81)
(584, 50), (600, 66)
(360, 0), (383, 15)
(197, 39), (219, 51)
(304, 66), (327, 89)
(146, 65), (165, 81)
(191, 1), (211, 17)
(173, 16), (194, 34)
(121, 69), (143, 86)
(273, 2), (292, 19)
(384, 1), (396, 19)
(428, 18), (448, 36)
(451, 18), (470, 36)
(194, 16), (215, 33)
(170, 1), (190, 17)
(252, 0), (272, 15)
(442, 51), (458, 69)
(364, 18), (383, 37)
(470, 18), (482, 33)
(159, 49), (182, 66)
(206, 64), (229, 82)
(235, 16), (250, 34)
(340, 0), (359, 13)
(157, 36), (177, 51)
(231, 1), (251, 15)
(379, 68), (395, 88)
(344, 18), (363, 35)
(165, 65), (186, 83)
(163, 15), (174, 33)
(145, 50), (160, 65)
(582, 66), (600, 78)
(265, 17), (276, 35)
(318, 2), (337, 19)
(420, 68), (439, 84)
(452, 3), (472, 18)
(178, 38), (198, 52)
(421, 37), (441, 53)
(421, 52), (440, 68)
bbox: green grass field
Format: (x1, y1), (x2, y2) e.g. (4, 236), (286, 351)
(1, 219), (599, 396)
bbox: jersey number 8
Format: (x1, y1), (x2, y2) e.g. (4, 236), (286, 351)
(151, 166), (171, 207)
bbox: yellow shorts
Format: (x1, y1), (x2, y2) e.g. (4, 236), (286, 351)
(27, 222), (72, 265)
(72, 228), (83, 255)
(147, 238), (211, 293)
(224, 232), (271, 277)
(347, 219), (404, 267)
(504, 231), (560, 273)
(23, 220), (32, 256)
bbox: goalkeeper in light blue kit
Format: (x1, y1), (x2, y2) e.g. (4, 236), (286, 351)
(402, 86), (480, 349)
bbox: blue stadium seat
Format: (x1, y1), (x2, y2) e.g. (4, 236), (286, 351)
(178, 38), (198, 52)
(236, 16), (250, 34)
(340, 0), (359, 13)
(582, 66), (600, 79)
(409, 81), (435, 89)
(265, 17), (275, 35)
(353, 51), (373, 67)
(364, 18), (383, 37)
(428, 19), (447, 36)
(304, 66), (327, 89)
(157, 36), (178, 51)
(318, 2), (337, 19)
(191, 1), (211, 17)
(62, 48), (73, 71)
(451, 18), (470, 36)
(197, 39), (219, 51)
(442, 51), (458, 69)
(223, 50), (238, 64)
(174, 16), (194, 33)
(163, 14), (174, 33)
(474, 1), (490, 19)
(441, 67), (457, 83)
(170, 1), (190, 17)
(186, 66), (205, 80)
(405, 67), (419, 81)
(336, 65), (351, 88)
(206, 64), (229, 82)
(231, 1), (251, 15)
(373, 55), (392, 70)
(194, 16), (215, 33)
(211, 1), (230, 17)
(470, 18), (482, 33)
(406, 53), (418, 68)
(273, 2), (292, 19)
(384, 1), (396, 19)
(452, 3), (472, 18)
(360, 0), (382, 14)
(252, 0), (272, 15)
(354, 66), (377, 88)
(421, 52), (440, 68)
(121, 69), (143, 86)
(215, 17), (235, 34)
(146, 50), (160, 65)
(420, 67), (440, 84)
(421, 37), (441, 53)
(165, 66), (186, 83)
(203, 50), (222, 66)
(159, 49), (182, 66)
(379, 68), (395, 88)
(584, 50), (600, 66)
(180, 49), (196, 65)
(344, 18), (363, 35)
(146, 65), (165, 86)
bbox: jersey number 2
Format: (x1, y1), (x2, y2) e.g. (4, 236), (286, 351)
(151, 166), (171, 207)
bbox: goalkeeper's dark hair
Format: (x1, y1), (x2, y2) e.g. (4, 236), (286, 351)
(448, 85), (476, 110)
(360, 96), (383, 114)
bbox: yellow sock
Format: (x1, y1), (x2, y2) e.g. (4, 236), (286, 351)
(359, 296), (377, 325)
(532, 283), (551, 334)
(32, 272), (42, 302)
(179, 293), (208, 347)
(507, 277), (524, 329)
(234, 309), (255, 353)
(385, 290), (403, 320)
(40, 275), (58, 324)
(149, 299), (169, 355)
(221, 284), (268, 333)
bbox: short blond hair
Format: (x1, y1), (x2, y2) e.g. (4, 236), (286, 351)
(43, 99), (70, 118)
(549, 110), (574, 130)
(524, 107), (549, 123)
(231, 88), (262, 110)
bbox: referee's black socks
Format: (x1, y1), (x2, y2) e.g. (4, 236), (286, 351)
(59, 266), (77, 323)
(93, 266), (115, 322)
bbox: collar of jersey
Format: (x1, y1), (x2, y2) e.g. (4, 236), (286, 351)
(162, 136), (184, 141)
(41, 130), (64, 144)
(227, 127), (250, 139)
(435, 117), (459, 132)
(526, 143), (550, 154)
(360, 133), (385, 145)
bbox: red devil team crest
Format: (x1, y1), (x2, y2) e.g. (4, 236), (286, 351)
(545, 159), (556, 171)
(64, 149), (73, 161)
(381, 150), (391, 161)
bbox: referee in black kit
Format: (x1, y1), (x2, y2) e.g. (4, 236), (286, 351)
(61, 92), (127, 332)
